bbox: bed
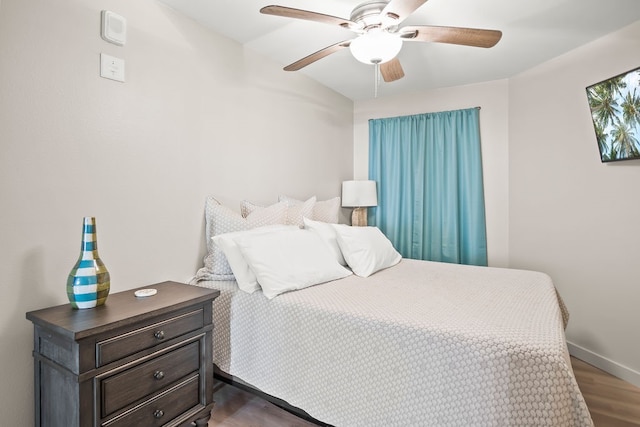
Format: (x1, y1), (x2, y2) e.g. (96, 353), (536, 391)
(191, 196), (593, 426)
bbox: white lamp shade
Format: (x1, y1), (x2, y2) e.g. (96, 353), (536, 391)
(342, 180), (378, 207)
(349, 30), (402, 64)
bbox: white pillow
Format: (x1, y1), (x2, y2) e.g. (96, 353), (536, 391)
(279, 195), (340, 223)
(332, 224), (402, 277)
(212, 225), (298, 293)
(234, 229), (352, 299)
(303, 217), (347, 266)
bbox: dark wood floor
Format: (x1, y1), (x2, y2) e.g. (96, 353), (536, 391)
(209, 357), (640, 426)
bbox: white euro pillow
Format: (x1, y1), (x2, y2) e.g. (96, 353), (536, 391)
(332, 224), (402, 277)
(303, 217), (347, 266)
(234, 228), (352, 299)
(212, 225), (298, 293)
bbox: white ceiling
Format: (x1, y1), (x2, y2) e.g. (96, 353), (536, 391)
(158, 0), (640, 101)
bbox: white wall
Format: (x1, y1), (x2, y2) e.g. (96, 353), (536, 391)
(0, 0), (353, 424)
(509, 21), (640, 385)
(354, 80), (510, 267)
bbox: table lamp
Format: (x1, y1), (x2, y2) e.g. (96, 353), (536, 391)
(342, 180), (377, 226)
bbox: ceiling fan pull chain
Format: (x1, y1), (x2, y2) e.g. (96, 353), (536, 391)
(373, 59), (381, 98)
(375, 63), (378, 98)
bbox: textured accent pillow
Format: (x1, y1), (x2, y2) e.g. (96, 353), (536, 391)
(213, 225), (298, 293)
(199, 197), (288, 281)
(279, 195), (340, 223)
(241, 198), (314, 228)
(201, 198), (246, 280)
(240, 199), (262, 218)
(234, 228), (352, 299)
(303, 217), (347, 266)
(240, 200), (288, 224)
(313, 196), (341, 223)
(283, 196), (315, 227)
(332, 224), (402, 277)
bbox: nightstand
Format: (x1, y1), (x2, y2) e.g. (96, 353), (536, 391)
(26, 281), (219, 427)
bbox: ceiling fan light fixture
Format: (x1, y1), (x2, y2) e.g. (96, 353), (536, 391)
(349, 29), (402, 64)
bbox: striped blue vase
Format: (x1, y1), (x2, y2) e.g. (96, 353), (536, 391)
(67, 217), (110, 309)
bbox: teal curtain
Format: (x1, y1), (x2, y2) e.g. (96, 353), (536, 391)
(368, 107), (488, 266)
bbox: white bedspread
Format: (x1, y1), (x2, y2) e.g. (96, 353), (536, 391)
(195, 259), (592, 426)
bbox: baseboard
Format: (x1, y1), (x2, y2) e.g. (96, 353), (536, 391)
(568, 341), (640, 388)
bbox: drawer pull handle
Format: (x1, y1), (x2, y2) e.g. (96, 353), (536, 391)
(154, 330), (165, 340)
(153, 409), (164, 419)
(153, 370), (165, 380)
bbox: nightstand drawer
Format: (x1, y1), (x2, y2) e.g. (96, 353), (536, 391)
(104, 375), (201, 427)
(101, 340), (201, 417)
(97, 308), (204, 366)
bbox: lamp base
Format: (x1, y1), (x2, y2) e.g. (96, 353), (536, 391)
(351, 207), (368, 227)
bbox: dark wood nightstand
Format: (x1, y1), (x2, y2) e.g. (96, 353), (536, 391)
(26, 281), (220, 427)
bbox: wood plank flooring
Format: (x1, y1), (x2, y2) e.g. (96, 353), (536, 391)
(209, 356), (640, 426)
(571, 357), (640, 426)
(209, 381), (317, 427)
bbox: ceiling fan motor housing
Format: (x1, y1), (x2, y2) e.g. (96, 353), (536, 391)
(350, 0), (393, 29)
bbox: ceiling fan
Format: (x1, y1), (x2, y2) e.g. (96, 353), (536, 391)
(260, 0), (502, 85)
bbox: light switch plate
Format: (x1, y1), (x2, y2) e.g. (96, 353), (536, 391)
(100, 53), (125, 82)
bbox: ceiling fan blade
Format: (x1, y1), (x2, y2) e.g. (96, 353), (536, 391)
(381, 0), (428, 25)
(400, 25), (502, 48)
(381, 58), (405, 82)
(260, 5), (357, 29)
(284, 40), (352, 71)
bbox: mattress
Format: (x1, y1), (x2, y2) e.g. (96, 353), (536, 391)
(194, 258), (592, 426)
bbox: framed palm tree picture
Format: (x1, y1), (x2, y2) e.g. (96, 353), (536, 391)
(586, 66), (640, 162)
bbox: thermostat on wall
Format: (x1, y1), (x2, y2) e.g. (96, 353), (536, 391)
(101, 10), (126, 46)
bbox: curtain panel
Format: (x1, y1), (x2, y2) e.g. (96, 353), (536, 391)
(368, 107), (488, 266)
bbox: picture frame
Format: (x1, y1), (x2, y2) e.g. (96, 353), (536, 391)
(586, 66), (640, 163)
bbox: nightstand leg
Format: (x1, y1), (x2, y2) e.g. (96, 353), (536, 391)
(193, 410), (211, 426)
